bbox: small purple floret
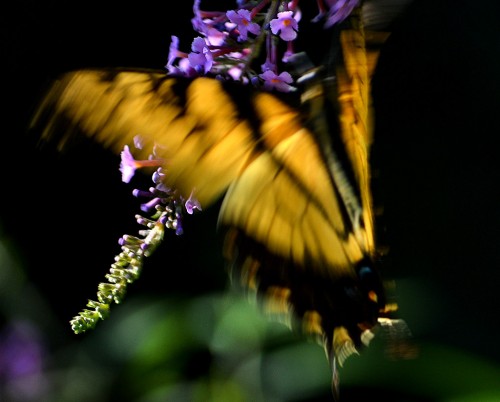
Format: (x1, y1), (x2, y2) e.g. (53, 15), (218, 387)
(270, 11), (298, 41)
(259, 70), (294, 92)
(226, 9), (261, 41)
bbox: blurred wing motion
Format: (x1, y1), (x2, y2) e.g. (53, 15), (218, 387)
(31, 4), (407, 398)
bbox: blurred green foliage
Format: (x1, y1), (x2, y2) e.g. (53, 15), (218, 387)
(1, 228), (500, 402)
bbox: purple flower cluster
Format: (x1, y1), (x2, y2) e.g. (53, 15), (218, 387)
(70, 138), (201, 334)
(166, 0), (359, 92)
(120, 137), (201, 236)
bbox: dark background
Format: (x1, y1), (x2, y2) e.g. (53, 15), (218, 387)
(1, 0), (500, 401)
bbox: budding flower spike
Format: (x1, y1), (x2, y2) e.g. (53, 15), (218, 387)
(70, 139), (201, 334)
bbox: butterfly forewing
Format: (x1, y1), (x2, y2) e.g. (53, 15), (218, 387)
(35, 72), (263, 206)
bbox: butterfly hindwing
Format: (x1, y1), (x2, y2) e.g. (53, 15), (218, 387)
(219, 102), (366, 275)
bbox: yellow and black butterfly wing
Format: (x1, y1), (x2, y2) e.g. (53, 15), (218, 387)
(220, 89), (367, 275)
(34, 72), (262, 207)
(33, 69), (370, 268)
(33, 69), (368, 272)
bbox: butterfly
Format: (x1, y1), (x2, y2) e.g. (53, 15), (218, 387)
(30, 2), (411, 399)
